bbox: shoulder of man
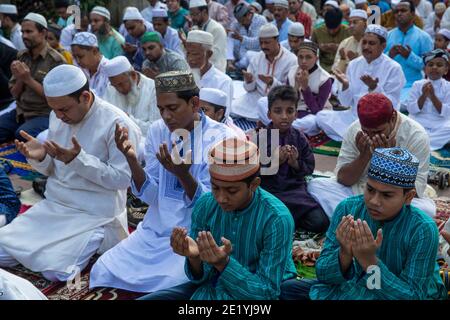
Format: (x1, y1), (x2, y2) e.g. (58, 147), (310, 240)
(47, 46), (67, 63)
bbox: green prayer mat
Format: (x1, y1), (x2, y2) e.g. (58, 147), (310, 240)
(296, 262), (316, 279)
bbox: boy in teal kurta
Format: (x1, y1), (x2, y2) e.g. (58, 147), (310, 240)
(281, 147), (447, 300)
(140, 138), (297, 300)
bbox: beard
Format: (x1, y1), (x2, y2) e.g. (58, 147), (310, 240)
(190, 68), (202, 87)
(117, 80), (140, 108)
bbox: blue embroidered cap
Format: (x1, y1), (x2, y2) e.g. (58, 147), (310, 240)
(368, 147), (419, 188)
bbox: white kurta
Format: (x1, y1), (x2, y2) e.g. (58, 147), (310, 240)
(316, 53), (406, 141)
(82, 56), (110, 98)
(231, 46), (298, 120)
(203, 19), (228, 72)
(200, 65), (234, 113)
(308, 112), (436, 219)
(0, 35), (15, 49)
(103, 72), (159, 136)
(406, 78), (450, 151)
(0, 96), (141, 274)
(162, 26), (184, 56)
(0, 268), (47, 300)
(89, 115), (236, 293)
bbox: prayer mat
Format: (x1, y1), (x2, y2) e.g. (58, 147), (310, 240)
(0, 144), (42, 180)
(295, 262), (316, 280)
(430, 148), (450, 169)
(308, 132), (342, 157)
(5, 257), (146, 300)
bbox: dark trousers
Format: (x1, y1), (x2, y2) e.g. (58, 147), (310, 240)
(0, 109), (49, 144)
(293, 207), (330, 234)
(280, 278), (319, 300)
(138, 282), (200, 300)
(0, 166), (20, 224)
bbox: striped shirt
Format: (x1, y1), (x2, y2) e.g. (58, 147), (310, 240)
(185, 187), (297, 300)
(311, 195), (447, 300)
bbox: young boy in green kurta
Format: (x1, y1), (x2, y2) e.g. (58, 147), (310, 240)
(281, 147), (447, 300)
(140, 138), (297, 300)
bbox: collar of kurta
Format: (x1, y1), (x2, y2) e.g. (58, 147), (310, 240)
(266, 45), (284, 63)
(365, 53), (385, 66)
(227, 187), (260, 217)
(202, 19), (212, 31)
(398, 24), (415, 36)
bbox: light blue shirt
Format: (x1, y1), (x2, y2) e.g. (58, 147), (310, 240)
(385, 25), (433, 89)
(162, 26), (183, 56)
(272, 18), (294, 42)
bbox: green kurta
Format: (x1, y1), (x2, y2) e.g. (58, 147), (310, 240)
(185, 187), (297, 300)
(311, 24), (350, 72)
(98, 28), (125, 59)
(311, 195), (447, 300)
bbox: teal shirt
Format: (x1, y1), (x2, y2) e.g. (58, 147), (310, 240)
(185, 187), (297, 300)
(311, 195), (447, 300)
(98, 29), (125, 59)
(168, 8), (189, 31)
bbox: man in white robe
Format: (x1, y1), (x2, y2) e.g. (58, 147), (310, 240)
(308, 92), (436, 219)
(231, 23), (297, 121)
(316, 24), (406, 141)
(0, 4), (25, 50)
(89, 71), (236, 293)
(189, 0), (228, 72)
(0, 65), (140, 282)
(103, 56), (159, 136)
(103, 56), (160, 162)
(186, 30), (234, 113)
(405, 49), (450, 151)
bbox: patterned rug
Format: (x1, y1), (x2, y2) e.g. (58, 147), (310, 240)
(308, 132), (342, 157)
(0, 144), (42, 180)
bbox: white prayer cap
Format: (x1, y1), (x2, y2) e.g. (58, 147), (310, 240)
(390, 0), (401, 7)
(186, 30), (213, 47)
(365, 24), (388, 40)
(123, 7), (144, 21)
(324, 0), (340, 9)
(152, 8), (168, 18)
(0, 4), (18, 15)
(354, 0), (367, 5)
(91, 6), (111, 21)
(288, 22), (305, 37)
(189, 0), (207, 9)
(438, 28), (450, 40)
(250, 2), (263, 13)
(104, 56), (133, 78)
(349, 9), (368, 19)
(72, 32), (98, 47)
(43, 64), (88, 98)
(200, 88), (227, 108)
(259, 23), (279, 38)
(273, 0), (289, 9)
(266, 0), (275, 4)
(23, 13), (47, 29)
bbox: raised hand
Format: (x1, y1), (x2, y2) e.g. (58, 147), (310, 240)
(286, 145), (300, 170)
(258, 74), (274, 86)
(197, 231), (232, 272)
(336, 215), (355, 257)
(355, 131), (372, 158)
(388, 45), (399, 58)
(360, 75), (378, 91)
(43, 137), (81, 164)
(370, 133), (396, 151)
(352, 219), (382, 270)
(242, 70), (254, 83)
(15, 130), (47, 162)
(115, 123), (137, 160)
(170, 227), (199, 258)
(295, 69), (309, 90)
(156, 142), (192, 178)
(346, 50), (358, 61)
(397, 45), (411, 59)
(333, 69), (349, 90)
